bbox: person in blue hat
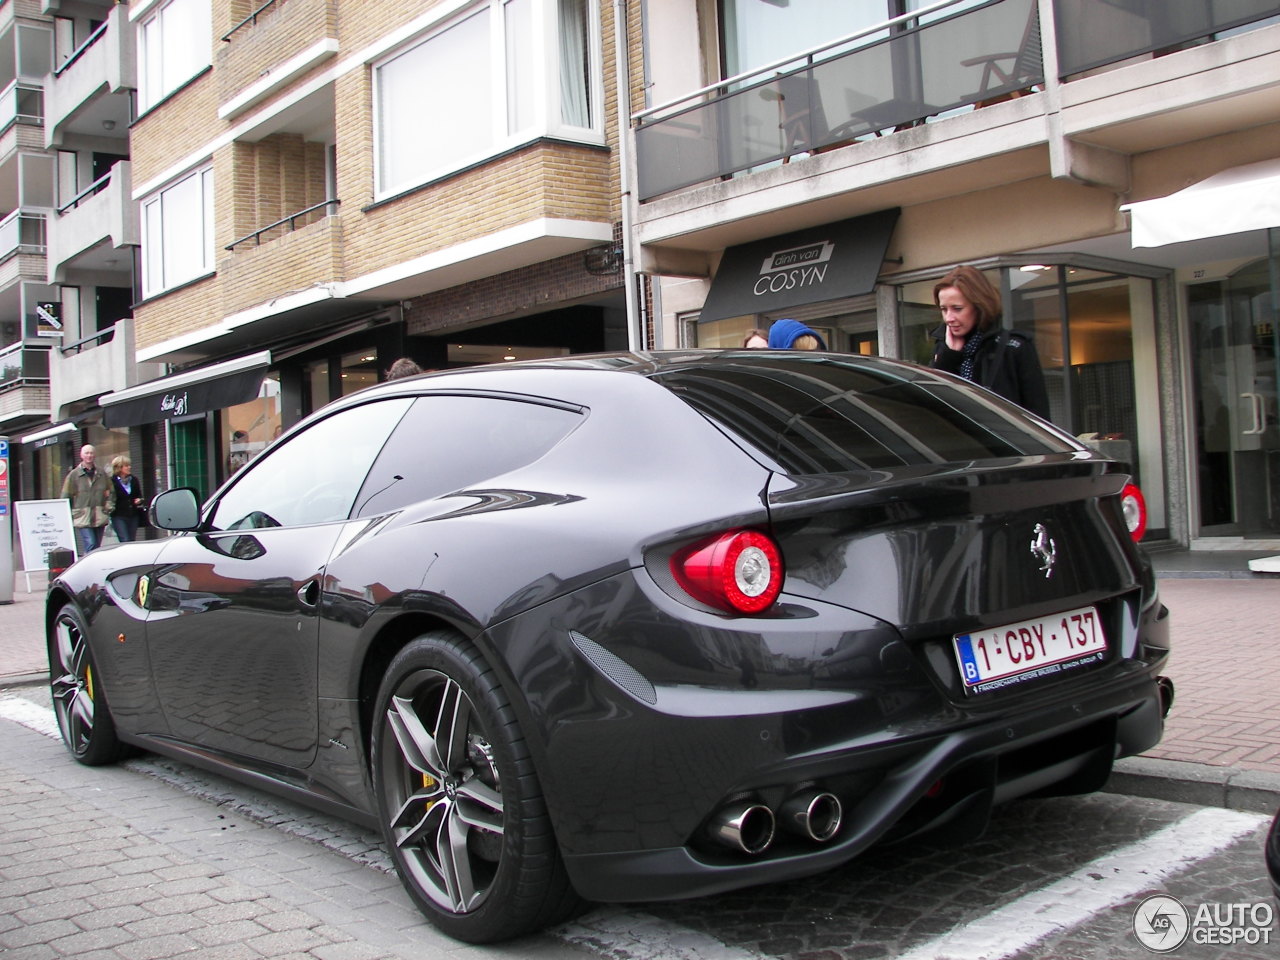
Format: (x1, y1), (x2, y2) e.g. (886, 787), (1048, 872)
(767, 318), (827, 350)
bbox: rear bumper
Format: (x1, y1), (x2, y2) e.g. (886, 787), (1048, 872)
(560, 669), (1165, 902)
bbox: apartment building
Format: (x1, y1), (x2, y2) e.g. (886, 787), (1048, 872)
(10, 0), (632, 510)
(634, 0), (1280, 547)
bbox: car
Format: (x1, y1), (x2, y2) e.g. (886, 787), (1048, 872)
(45, 350), (1173, 943)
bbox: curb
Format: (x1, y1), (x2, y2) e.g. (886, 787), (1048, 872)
(1104, 756), (1280, 815)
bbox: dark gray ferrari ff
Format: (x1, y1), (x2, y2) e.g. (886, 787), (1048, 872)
(46, 350), (1172, 943)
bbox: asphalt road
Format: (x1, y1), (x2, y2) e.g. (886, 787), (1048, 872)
(1, 686), (1274, 960)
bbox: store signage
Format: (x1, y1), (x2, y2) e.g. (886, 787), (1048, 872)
(699, 209), (900, 322)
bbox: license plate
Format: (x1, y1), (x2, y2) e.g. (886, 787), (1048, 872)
(953, 605), (1107, 694)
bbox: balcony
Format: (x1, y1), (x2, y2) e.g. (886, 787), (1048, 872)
(47, 161), (138, 283)
(634, 0), (1280, 205)
(0, 341), (51, 430)
(216, 0), (338, 120)
(44, 2), (133, 147)
(48, 317), (142, 417)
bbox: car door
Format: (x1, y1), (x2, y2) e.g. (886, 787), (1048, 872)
(143, 398), (413, 767)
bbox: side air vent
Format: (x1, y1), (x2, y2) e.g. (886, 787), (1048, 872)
(569, 631), (658, 705)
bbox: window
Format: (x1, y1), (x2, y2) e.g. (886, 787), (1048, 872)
(353, 395), (583, 517)
(142, 166), (213, 297)
(209, 399), (413, 530)
(374, 0), (599, 197)
(138, 0), (212, 112)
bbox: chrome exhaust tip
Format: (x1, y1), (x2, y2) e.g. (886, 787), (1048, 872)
(1157, 675), (1175, 718)
(780, 790), (843, 842)
(708, 802), (775, 855)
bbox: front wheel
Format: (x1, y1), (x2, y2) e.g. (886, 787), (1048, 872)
(49, 603), (132, 765)
(370, 631), (581, 943)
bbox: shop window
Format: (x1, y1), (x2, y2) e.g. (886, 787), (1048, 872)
(223, 374), (284, 477)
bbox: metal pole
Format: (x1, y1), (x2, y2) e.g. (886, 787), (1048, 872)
(0, 436), (12, 603)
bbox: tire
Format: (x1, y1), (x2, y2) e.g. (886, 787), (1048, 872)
(49, 603), (132, 766)
(370, 631), (582, 943)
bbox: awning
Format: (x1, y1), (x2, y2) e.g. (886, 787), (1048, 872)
(699, 209), (900, 323)
(19, 422), (78, 447)
(1123, 159), (1280, 248)
(100, 351), (271, 429)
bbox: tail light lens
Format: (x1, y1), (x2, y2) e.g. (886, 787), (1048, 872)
(1121, 483), (1147, 542)
(671, 529), (783, 614)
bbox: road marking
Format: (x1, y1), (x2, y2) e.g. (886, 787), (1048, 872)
(895, 806), (1269, 960)
(556, 909), (765, 960)
(0, 691), (60, 738)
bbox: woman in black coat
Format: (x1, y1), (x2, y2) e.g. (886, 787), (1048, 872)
(109, 455), (146, 543)
(929, 265), (1051, 421)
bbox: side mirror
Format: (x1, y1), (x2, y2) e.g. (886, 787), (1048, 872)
(150, 488), (202, 531)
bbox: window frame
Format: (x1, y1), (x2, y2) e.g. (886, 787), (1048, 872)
(137, 0), (212, 113)
(372, 0), (604, 200)
(141, 165), (214, 298)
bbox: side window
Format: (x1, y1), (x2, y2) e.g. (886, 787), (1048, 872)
(209, 399), (413, 530)
(353, 395), (583, 517)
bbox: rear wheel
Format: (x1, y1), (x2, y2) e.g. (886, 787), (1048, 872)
(49, 603), (132, 765)
(370, 631), (581, 943)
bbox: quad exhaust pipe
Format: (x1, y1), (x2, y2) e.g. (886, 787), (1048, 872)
(1157, 675), (1175, 718)
(780, 790), (843, 842)
(708, 790), (843, 854)
(709, 802), (775, 854)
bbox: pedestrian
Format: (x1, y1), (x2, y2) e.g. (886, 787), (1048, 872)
(767, 318), (827, 350)
(386, 357), (423, 379)
(928, 265), (1051, 420)
(109, 455), (146, 543)
(741, 329), (769, 348)
(62, 444), (113, 556)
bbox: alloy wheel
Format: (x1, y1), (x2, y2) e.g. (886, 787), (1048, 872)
(380, 668), (505, 914)
(50, 611), (97, 755)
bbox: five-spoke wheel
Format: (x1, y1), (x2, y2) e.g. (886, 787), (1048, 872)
(49, 603), (129, 765)
(371, 631), (579, 942)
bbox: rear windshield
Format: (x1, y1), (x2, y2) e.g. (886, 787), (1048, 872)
(650, 355), (1077, 475)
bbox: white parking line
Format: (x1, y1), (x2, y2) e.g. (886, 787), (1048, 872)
(0, 691), (60, 738)
(895, 806), (1269, 960)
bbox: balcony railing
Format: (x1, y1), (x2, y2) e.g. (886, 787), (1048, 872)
(54, 19), (108, 77)
(0, 80), (43, 132)
(0, 342), (51, 389)
(222, 0), (283, 42)
(225, 198), (340, 251)
(0, 210), (46, 260)
(633, 0), (1280, 202)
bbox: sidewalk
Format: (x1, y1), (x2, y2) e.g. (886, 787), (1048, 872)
(4, 554), (1279, 812)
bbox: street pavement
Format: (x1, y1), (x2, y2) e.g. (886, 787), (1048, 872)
(1, 550), (1278, 959)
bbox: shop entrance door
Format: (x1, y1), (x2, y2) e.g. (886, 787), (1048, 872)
(1189, 261), (1280, 537)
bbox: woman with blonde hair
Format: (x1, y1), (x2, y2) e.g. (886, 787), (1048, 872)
(109, 454), (146, 543)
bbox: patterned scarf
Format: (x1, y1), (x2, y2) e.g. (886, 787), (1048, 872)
(959, 331), (987, 381)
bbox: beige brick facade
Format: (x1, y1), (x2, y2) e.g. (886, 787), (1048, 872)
(134, 0), (624, 354)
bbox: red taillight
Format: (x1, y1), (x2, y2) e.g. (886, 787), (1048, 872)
(1121, 482), (1147, 542)
(671, 529), (783, 614)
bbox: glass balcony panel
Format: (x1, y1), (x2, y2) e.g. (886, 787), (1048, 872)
(1055, 0), (1280, 77)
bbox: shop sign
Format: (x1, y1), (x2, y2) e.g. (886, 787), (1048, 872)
(699, 209), (899, 322)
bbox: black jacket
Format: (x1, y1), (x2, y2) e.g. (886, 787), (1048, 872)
(930, 326), (1052, 421)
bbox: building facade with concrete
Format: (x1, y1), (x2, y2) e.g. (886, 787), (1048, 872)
(632, 0), (1280, 548)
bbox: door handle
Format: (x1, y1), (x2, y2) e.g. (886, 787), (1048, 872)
(296, 579), (320, 608)
(1241, 392), (1265, 435)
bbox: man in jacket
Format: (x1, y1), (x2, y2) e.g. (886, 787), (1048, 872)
(62, 444), (113, 555)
